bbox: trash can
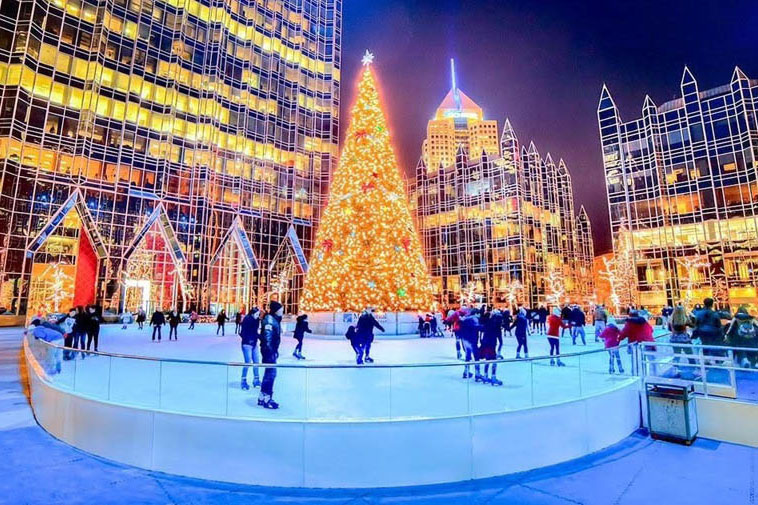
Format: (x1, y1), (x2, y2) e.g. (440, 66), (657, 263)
(645, 378), (698, 445)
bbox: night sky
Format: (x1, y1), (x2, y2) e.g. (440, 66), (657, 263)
(340, 0), (758, 253)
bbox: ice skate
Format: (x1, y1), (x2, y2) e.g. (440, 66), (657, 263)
(462, 371), (471, 379)
(475, 374), (484, 383)
(609, 366), (615, 374)
(262, 399), (279, 410)
(524, 353), (529, 359)
(557, 360), (566, 367)
(365, 356), (374, 363)
(241, 379), (250, 390)
(618, 366), (625, 374)
(515, 353), (521, 359)
(550, 359), (556, 366)
(490, 377), (503, 386)
(252, 378), (261, 388)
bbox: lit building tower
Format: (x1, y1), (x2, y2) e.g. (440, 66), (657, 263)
(575, 206), (595, 303)
(422, 60), (499, 171)
(411, 111), (589, 308)
(598, 67), (758, 311)
(0, 0), (341, 315)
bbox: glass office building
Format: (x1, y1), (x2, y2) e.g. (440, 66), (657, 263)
(410, 113), (594, 308)
(598, 67), (758, 311)
(0, 0), (341, 315)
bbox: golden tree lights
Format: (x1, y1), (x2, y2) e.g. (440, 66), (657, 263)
(300, 52), (434, 313)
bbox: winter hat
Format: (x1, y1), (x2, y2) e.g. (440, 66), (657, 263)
(552, 307), (561, 317)
(269, 301), (283, 314)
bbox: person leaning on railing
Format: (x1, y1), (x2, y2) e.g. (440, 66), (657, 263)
(27, 317), (65, 375)
(724, 306), (758, 369)
(691, 298), (727, 357)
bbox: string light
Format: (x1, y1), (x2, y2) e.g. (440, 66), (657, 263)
(300, 53), (434, 312)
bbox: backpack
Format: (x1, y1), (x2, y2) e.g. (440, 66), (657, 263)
(736, 319), (757, 339)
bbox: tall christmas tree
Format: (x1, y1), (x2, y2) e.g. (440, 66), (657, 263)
(300, 51), (434, 312)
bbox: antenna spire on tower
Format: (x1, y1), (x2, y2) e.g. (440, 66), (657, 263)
(450, 58), (462, 111)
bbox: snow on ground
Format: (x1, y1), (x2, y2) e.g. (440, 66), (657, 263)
(30, 323), (666, 421)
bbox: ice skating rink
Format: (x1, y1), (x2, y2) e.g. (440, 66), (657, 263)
(29, 323), (661, 422)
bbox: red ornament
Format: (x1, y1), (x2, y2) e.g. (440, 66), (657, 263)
(371, 172), (379, 178)
(361, 182), (376, 193)
(322, 239), (334, 251)
(354, 129), (368, 141)
(401, 236), (411, 253)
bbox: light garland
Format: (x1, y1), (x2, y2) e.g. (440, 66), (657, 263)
(300, 52), (434, 312)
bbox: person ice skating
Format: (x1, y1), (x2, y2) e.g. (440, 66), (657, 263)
(73, 306), (88, 359)
(560, 305), (572, 337)
(188, 310), (198, 330)
(725, 306), (758, 369)
(234, 311), (243, 334)
(445, 305), (467, 360)
(239, 307), (262, 390)
(258, 301), (284, 409)
(136, 308), (146, 330)
(598, 320), (624, 374)
(417, 315), (425, 338)
(459, 308), (483, 380)
(593, 304), (608, 342)
(692, 298), (725, 358)
(216, 310), (228, 336)
(570, 305), (587, 345)
(85, 305), (101, 352)
(480, 309), (503, 385)
(510, 307), (530, 359)
(150, 309), (165, 342)
(292, 314), (312, 360)
(537, 306), (548, 335)
(356, 308), (385, 364)
(59, 309), (76, 360)
(345, 324), (362, 361)
(547, 307), (568, 366)
(167, 309), (181, 341)
(501, 308), (513, 349)
(120, 310), (133, 330)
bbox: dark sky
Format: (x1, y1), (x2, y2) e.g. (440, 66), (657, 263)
(339, 0), (758, 253)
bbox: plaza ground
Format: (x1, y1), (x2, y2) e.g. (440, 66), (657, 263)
(2, 330), (756, 503)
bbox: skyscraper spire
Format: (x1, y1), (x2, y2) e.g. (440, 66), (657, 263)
(450, 58), (462, 111)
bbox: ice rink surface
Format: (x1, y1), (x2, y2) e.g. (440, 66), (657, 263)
(36, 323), (662, 421)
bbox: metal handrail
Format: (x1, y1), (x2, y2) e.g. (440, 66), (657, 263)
(25, 331), (655, 370)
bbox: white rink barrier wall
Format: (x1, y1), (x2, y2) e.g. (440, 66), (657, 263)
(305, 311), (420, 336)
(24, 336), (642, 488)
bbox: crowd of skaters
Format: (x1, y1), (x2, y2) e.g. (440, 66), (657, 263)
(25, 294), (758, 414)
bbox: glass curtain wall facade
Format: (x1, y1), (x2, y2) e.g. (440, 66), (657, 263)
(410, 118), (594, 308)
(598, 67), (758, 312)
(0, 0), (341, 315)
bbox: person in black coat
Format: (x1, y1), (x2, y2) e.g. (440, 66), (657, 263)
(355, 308), (385, 364)
(258, 301), (284, 409)
(73, 306), (89, 359)
(136, 308), (146, 329)
(292, 314), (312, 360)
(216, 310), (228, 336)
(167, 309), (181, 341)
(85, 305), (102, 352)
(150, 309), (165, 342)
(345, 325), (360, 359)
(234, 311), (243, 334)
(239, 308), (261, 390)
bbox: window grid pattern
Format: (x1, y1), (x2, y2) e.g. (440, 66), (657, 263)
(598, 67), (758, 311)
(410, 119), (594, 307)
(0, 0), (341, 314)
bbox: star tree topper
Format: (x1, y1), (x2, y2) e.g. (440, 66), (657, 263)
(362, 49), (374, 67)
